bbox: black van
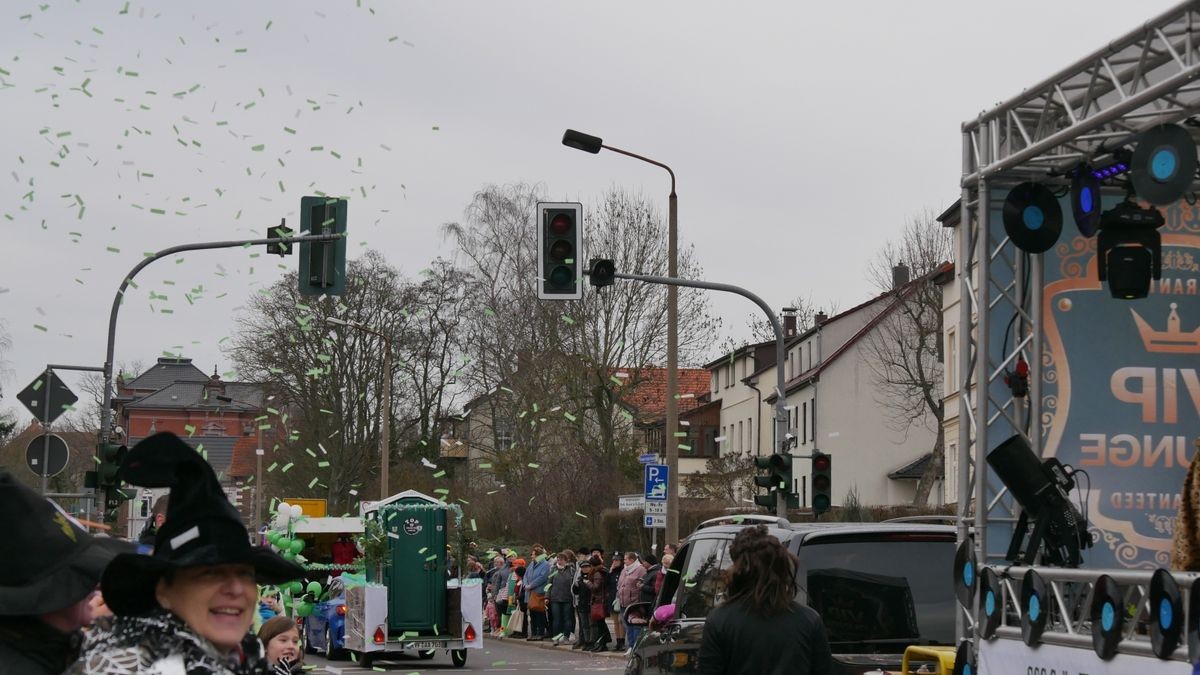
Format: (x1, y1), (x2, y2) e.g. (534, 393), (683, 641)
(625, 515), (957, 675)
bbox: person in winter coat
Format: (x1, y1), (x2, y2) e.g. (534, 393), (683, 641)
(697, 525), (834, 675)
(258, 615), (303, 675)
(585, 556), (612, 652)
(489, 555), (511, 635)
(68, 433), (305, 675)
(547, 552), (576, 643)
(522, 545), (551, 641)
(606, 552), (625, 650)
(617, 552), (648, 652)
(638, 554), (662, 605)
(570, 559), (593, 650)
(0, 471), (135, 675)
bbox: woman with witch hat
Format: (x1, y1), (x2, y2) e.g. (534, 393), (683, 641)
(68, 432), (305, 675)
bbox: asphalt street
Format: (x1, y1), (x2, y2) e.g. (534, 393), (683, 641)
(304, 637), (629, 674)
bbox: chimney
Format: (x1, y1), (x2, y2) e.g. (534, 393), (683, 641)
(815, 311), (828, 326)
(893, 262), (911, 289)
(782, 307), (797, 336)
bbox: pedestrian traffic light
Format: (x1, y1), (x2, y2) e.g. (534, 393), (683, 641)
(812, 450), (832, 515)
(299, 196), (348, 296)
(97, 441), (127, 488)
(588, 258), (616, 289)
(537, 202), (583, 300)
(267, 218), (294, 256)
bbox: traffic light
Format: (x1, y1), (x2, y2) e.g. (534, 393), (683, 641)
(537, 202), (583, 300)
(103, 485), (134, 524)
(812, 450), (832, 515)
(299, 196), (348, 296)
(588, 258), (616, 288)
(267, 218), (294, 256)
(753, 454), (793, 510)
(97, 441), (127, 488)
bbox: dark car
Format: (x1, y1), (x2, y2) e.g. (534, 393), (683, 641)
(625, 515), (957, 675)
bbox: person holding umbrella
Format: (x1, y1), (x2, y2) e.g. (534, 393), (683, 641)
(0, 471), (135, 674)
(69, 432), (305, 675)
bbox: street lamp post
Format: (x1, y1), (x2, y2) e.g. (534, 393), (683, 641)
(562, 129), (681, 544)
(326, 317), (393, 500)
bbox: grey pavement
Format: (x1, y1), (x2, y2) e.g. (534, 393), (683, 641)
(304, 634), (629, 674)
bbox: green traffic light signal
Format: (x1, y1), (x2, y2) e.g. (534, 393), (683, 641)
(298, 196), (348, 296)
(537, 203), (583, 300)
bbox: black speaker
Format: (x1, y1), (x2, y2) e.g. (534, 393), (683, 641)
(987, 434), (1053, 517)
(1021, 569), (1049, 646)
(1071, 170), (1102, 237)
(951, 640), (975, 675)
(1131, 124), (1197, 205)
(1149, 568), (1182, 659)
(954, 540), (977, 610)
(1186, 578), (1200, 661)
(1003, 182), (1063, 254)
(980, 567), (1002, 640)
(1090, 574), (1123, 660)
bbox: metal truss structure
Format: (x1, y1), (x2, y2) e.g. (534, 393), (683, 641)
(955, 0), (1200, 662)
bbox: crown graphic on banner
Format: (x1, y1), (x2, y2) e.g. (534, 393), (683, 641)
(1132, 303), (1200, 354)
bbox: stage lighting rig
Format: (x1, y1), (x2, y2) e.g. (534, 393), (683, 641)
(986, 434), (1093, 568)
(1097, 198), (1164, 299)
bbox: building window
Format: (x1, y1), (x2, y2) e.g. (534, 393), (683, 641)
(712, 372), (718, 396)
(737, 421), (743, 453)
(810, 399), (816, 441)
(725, 363), (733, 388)
(747, 417), (753, 454)
(801, 402), (807, 444)
(946, 328), (957, 396)
(807, 342), (812, 370)
(495, 421), (514, 450)
(203, 421), (224, 436)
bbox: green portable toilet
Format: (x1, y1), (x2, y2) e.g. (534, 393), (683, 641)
(368, 490), (448, 635)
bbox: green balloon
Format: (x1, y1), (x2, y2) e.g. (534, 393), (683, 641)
(306, 581), (322, 596)
(283, 550), (296, 560)
(291, 581), (305, 594)
(291, 539), (306, 554)
(297, 602), (314, 617)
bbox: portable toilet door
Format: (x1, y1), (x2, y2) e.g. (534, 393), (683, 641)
(383, 499), (447, 633)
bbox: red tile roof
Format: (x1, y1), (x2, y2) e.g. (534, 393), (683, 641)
(612, 367), (711, 422)
(227, 435), (260, 478)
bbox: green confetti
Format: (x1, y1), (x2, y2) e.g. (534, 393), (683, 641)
(307, 477), (319, 488)
(432, 470), (446, 478)
(281, 462), (294, 473)
(318, 461), (330, 468)
(527, 462), (540, 469)
(106, 246), (120, 253)
(575, 511), (588, 518)
(33, 324), (48, 332)
(184, 424), (196, 436)
(561, 315), (575, 325)
(470, 519), (477, 531)
(478, 463), (492, 469)
(564, 412), (577, 422)
(251, 144), (265, 152)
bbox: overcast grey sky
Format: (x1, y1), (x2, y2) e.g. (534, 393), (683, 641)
(0, 0), (1181, 423)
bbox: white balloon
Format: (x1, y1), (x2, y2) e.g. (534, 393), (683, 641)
(277, 502), (291, 515)
(290, 504), (304, 518)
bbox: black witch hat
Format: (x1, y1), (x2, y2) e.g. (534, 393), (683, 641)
(101, 432), (304, 616)
(0, 471), (134, 615)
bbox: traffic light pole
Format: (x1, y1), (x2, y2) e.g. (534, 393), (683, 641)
(610, 271), (792, 519)
(96, 233), (342, 521)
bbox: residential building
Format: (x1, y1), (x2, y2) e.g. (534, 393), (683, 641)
(733, 270), (948, 509)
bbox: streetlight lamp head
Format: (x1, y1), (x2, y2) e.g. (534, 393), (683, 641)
(563, 129), (603, 154)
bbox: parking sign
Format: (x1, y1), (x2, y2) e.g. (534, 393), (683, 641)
(644, 464), (668, 502)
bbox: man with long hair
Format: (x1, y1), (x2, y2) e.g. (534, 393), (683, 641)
(698, 525), (834, 675)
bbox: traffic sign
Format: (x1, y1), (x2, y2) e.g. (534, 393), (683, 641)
(638, 453), (660, 464)
(25, 433), (69, 478)
(645, 501), (666, 515)
(15, 370), (78, 425)
(644, 464), (668, 502)
(644, 515), (666, 528)
(618, 494), (646, 512)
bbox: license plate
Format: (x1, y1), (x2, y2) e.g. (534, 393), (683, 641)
(404, 641), (441, 650)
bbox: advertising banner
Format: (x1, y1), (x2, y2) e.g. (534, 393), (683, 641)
(987, 194), (1200, 569)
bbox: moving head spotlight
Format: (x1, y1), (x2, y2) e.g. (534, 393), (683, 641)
(1097, 199), (1164, 299)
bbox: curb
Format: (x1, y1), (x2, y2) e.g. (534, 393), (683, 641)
(483, 635), (628, 660)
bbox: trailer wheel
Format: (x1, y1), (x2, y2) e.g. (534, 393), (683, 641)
(358, 653), (373, 669)
(451, 649), (467, 667)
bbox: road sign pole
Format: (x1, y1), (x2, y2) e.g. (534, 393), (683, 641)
(40, 368), (52, 495)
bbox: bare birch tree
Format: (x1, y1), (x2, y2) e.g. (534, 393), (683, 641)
(862, 210), (954, 505)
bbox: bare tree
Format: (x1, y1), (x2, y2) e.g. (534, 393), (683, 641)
(862, 210), (954, 505)
(683, 453), (755, 505)
(228, 250), (443, 513)
(442, 183), (720, 542)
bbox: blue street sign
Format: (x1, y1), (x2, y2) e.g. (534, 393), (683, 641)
(638, 453), (659, 464)
(644, 464), (668, 502)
